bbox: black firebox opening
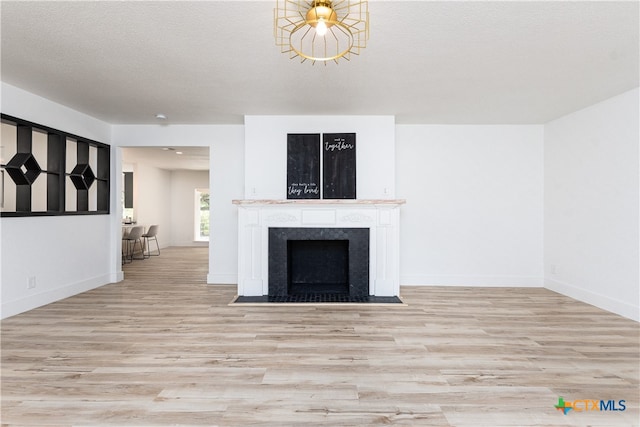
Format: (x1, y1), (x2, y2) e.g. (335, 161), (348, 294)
(287, 240), (349, 295)
(268, 227), (369, 299)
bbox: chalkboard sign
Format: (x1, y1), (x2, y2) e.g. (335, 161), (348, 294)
(287, 134), (320, 199)
(323, 133), (356, 199)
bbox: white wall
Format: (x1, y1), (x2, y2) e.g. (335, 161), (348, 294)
(127, 166), (208, 247)
(544, 88), (639, 321)
(1, 83), (111, 142)
(130, 162), (172, 245)
(244, 116), (395, 199)
(209, 134), (244, 284)
(111, 125), (244, 285)
(396, 125), (544, 287)
(1, 83), (114, 318)
(170, 170), (209, 246)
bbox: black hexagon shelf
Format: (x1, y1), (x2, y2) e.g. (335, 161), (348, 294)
(5, 152), (42, 185)
(69, 163), (96, 190)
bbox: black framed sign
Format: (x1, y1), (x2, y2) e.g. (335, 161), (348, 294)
(286, 133), (320, 199)
(323, 133), (356, 199)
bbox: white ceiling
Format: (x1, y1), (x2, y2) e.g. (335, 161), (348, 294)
(1, 1), (638, 126)
(122, 146), (210, 171)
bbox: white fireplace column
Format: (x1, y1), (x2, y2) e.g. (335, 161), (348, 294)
(233, 199), (406, 297)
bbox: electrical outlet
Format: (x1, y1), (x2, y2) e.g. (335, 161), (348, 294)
(550, 264), (557, 275)
(28, 276), (36, 289)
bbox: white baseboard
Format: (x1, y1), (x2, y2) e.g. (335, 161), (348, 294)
(110, 271), (124, 283)
(171, 241), (209, 247)
(207, 273), (237, 285)
(401, 275), (543, 287)
(545, 278), (639, 322)
(1, 274), (111, 319)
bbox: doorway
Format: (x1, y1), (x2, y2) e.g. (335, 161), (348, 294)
(120, 146), (210, 280)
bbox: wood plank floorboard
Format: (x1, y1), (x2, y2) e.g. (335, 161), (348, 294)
(2, 246), (638, 426)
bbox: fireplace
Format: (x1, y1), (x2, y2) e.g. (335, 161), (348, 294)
(269, 227), (369, 298)
(232, 199), (405, 299)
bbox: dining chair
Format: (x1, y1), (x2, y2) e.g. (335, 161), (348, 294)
(142, 225), (160, 258)
(123, 225), (144, 263)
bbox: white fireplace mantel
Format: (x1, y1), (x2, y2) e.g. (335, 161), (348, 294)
(233, 199), (406, 206)
(234, 199), (406, 297)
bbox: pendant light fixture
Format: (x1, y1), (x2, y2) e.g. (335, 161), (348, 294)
(274, 0), (369, 64)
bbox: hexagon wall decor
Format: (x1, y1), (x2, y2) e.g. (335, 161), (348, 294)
(4, 152), (42, 185)
(1, 114), (110, 216)
(69, 163), (95, 190)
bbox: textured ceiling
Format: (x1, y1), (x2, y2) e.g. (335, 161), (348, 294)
(1, 1), (638, 125)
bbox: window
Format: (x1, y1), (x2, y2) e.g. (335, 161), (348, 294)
(195, 189), (209, 242)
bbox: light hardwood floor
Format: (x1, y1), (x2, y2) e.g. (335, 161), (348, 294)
(2, 247), (638, 426)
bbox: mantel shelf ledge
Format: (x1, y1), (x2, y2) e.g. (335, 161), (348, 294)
(232, 199), (406, 206)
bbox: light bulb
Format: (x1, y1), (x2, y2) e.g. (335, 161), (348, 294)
(316, 19), (328, 36)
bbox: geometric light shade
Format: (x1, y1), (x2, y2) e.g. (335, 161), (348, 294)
(274, 0), (369, 64)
